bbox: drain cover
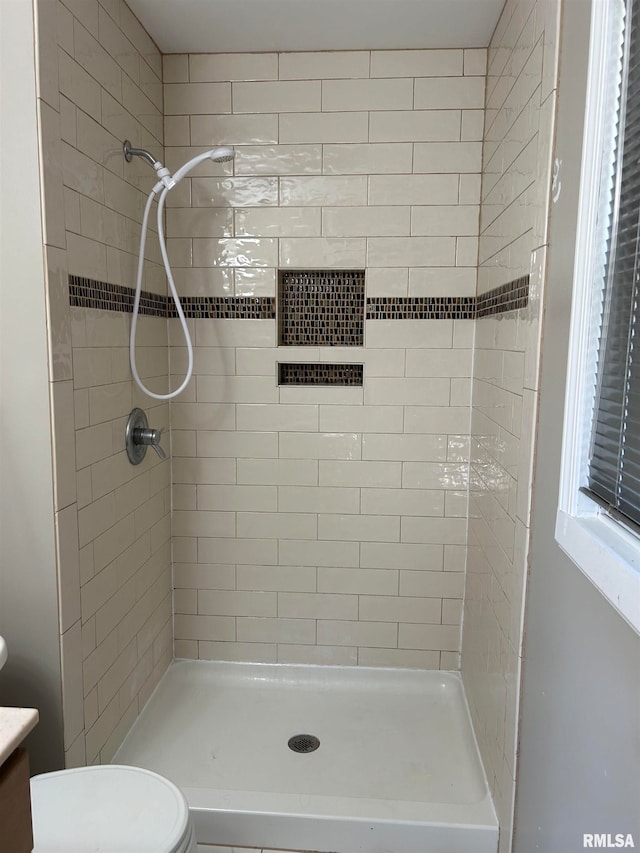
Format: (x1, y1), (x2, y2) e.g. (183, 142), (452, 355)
(288, 734), (320, 753)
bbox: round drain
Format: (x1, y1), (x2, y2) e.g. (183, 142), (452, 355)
(288, 734), (320, 754)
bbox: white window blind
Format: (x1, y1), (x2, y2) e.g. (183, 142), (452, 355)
(585, 0), (640, 531)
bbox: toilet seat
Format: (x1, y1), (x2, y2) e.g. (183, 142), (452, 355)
(30, 764), (196, 852)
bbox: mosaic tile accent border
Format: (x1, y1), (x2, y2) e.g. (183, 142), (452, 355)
(366, 296), (475, 320)
(171, 296), (275, 319)
(278, 362), (364, 386)
(69, 274), (529, 322)
(278, 270), (365, 347)
(366, 277), (529, 319)
(475, 275), (530, 318)
(68, 276), (275, 319)
(69, 276), (166, 316)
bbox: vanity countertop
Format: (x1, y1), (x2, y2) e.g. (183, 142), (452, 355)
(0, 707), (38, 766)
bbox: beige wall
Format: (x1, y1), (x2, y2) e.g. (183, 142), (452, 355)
(461, 0), (561, 850)
(35, 0), (172, 766)
(163, 49), (487, 668)
(0, 0), (64, 774)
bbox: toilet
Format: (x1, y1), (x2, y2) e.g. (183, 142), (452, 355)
(29, 764), (197, 852)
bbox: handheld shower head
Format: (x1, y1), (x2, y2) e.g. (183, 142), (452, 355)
(171, 146), (235, 183)
(209, 146), (235, 163)
(128, 139), (235, 401)
(124, 140), (235, 180)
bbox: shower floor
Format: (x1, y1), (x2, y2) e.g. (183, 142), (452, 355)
(113, 660), (498, 853)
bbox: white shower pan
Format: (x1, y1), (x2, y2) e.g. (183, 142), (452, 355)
(113, 660), (498, 853)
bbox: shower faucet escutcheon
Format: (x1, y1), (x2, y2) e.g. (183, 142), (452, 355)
(125, 407), (166, 465)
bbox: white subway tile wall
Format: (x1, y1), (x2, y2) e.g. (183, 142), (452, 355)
(165, 48), (486, 669)
(461, 1), (560, 852)
(36, 0), (171, 767)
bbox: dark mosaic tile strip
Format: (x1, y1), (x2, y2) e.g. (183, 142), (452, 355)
(69, 274), (529, 324)
(366, 276), (529, 319)
(279, 269), (365, 347)
(170, 296), (275, 319)
(366, 296), (476, 320)
(475, 275), (530, 318)
(69, 275), (166, 316)
(68, 277), (275, 319)
(278, 362), (364, 386)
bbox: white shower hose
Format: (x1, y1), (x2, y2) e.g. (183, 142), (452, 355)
(129, 179), (193, 401)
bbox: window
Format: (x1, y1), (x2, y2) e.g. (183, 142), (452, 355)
(557, 0), (640, 634)
(586, 0), (640, 531)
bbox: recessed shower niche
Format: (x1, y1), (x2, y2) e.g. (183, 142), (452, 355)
(277, 362), (364, 386)
(277, 269), (365, 347)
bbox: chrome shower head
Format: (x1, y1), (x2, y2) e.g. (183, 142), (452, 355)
(209, 146), (235, 163)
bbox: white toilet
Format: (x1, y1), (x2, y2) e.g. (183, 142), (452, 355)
(29, 764), (197, 852)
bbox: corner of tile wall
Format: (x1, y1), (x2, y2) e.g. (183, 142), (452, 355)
(463, 0), (561, 851)
(37, 0), (172, 767)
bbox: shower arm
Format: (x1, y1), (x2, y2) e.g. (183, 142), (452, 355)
(123, 140), (160, 168)
(123, 141), (234, 187)
(123, 140), (175, 191)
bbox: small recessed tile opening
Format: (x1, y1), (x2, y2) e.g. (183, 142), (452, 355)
(278, 363), (363, 386)
(278, 269), (365, 347)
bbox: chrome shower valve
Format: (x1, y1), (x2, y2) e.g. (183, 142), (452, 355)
(125, 408), (166, 464)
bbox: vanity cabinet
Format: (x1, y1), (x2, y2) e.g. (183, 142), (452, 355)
(0, 707), (38, 853)
(0, 747), (33, 853)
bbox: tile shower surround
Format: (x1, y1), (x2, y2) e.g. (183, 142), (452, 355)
(163, 46), (487, 670)
(35, 0), (171, 771)
(69, 263), (530, 678)
(37, 11), (553, 805)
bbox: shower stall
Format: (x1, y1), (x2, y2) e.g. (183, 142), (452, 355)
(0, 0), (568, 851)
(117, 131), (498, 851)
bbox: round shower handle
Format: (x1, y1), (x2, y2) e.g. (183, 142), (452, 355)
(134, 426), (166, 459)
(125, 408), (166, 464)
